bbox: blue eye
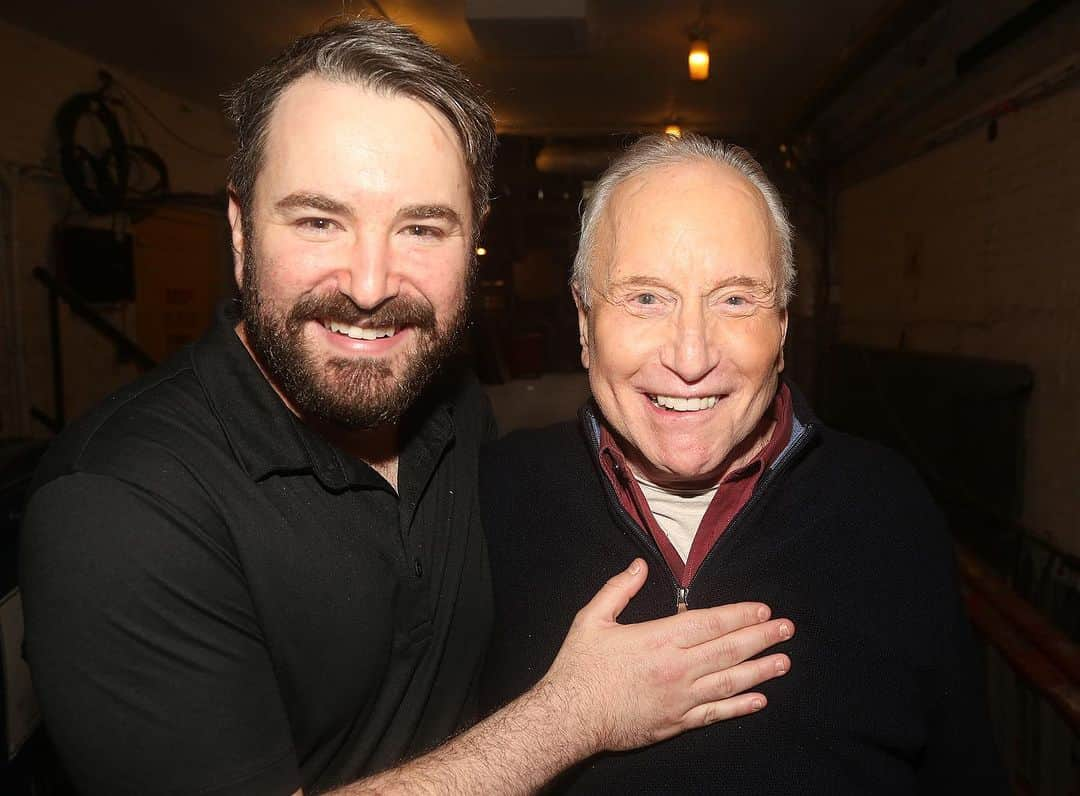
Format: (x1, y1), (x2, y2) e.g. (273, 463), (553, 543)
(636, 293), (657, 305)
(726, 295), (746, 306)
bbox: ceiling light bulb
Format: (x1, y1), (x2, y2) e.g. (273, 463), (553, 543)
(664, 124), (682, 137)
(688, 39), (709, 81)
(476, 247), (487, 256)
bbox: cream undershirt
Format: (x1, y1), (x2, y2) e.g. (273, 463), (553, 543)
(633, 473), (718, 562)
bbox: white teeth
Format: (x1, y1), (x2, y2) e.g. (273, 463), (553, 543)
(323, 320), (396, 340)
(651, 395), (719, 412)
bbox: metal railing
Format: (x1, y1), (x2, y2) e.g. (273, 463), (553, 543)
(959, 543), (1080, 793)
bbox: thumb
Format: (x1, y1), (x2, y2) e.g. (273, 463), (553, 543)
(579, 558), (648, 624)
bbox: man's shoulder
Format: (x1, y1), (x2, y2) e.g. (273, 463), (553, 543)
(810, 424), (930, 497)
(481, 419), (588, 493)
(787, 383), (926, 492)
(793, 424), (952, 559)
(32, 348), (227, 496)
(479, 420), (594, 555)
(485, 419), (584, 462)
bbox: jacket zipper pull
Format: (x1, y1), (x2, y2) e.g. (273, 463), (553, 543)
(676, 586), (689, 613)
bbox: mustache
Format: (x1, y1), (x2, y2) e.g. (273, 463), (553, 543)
(287, 292), (436, 331)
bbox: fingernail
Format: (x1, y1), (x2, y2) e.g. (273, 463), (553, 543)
(751, 698), (765, 711)
(778, 622), (791, 639)
(775, 658), (788, 674)
(629, 559), (642, 575)
(757, 605), (770, 621)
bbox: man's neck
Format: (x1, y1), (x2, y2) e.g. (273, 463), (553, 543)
(234, 321), (402, 490)
(312, 419), (401, 490)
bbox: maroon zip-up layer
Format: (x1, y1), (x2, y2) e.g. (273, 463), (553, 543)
(596, 383), (793, 587)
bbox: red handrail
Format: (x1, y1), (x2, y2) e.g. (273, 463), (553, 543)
(957, 544), (1080, 733)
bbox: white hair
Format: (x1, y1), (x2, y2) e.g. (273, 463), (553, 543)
(572, 133), (795, 308)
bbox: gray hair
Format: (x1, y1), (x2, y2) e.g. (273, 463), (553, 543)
(224, 17), (497, 241)
(572, 133), (794, 308)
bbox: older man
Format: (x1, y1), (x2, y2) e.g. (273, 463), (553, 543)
(480, 134), (1007, 792)
(19, 25), (793, 796)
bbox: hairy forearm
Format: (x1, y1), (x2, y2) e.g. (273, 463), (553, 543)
(326, 678), (596, 795)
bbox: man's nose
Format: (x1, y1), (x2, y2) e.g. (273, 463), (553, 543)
(336, 236), (400, 310)
(661, 307), (716, 384)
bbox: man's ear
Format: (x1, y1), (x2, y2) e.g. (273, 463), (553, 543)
(572, 285), (591, 370)
(777, 307), (789, 373)
(227, 190), (246, 289)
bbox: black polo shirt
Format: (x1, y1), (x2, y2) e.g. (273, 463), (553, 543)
(19, 303), (495, 795)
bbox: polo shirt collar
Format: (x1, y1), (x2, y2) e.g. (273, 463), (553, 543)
(191, 301), (454, 491)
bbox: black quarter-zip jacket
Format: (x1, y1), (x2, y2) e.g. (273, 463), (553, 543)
(478, 387), (1006, 794)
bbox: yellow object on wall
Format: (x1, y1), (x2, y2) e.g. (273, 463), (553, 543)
(133, 207), (231, 363)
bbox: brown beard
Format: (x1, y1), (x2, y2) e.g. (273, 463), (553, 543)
(239, 246), (470, 430)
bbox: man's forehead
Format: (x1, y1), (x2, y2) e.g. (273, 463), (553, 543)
(266, 74), (463, 157)
(255, 74), (470, 216)
(611, 161), (769, 223)
(595, 161), (776, 287)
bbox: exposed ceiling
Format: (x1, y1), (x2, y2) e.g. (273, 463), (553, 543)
(0, 0), (894, 145)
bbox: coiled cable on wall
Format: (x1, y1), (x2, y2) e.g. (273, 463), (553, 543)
(54, 71), (172, 215)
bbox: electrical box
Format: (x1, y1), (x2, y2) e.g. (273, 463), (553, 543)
(56, 226), (134, 303)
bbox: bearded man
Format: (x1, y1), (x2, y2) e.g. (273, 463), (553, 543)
(480, 133), (1007, 793)
(19, 20), (793, 796)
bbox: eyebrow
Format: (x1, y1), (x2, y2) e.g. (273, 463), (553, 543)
(607, 275), (772, 292)
(272, 194), (464, 229)
(395, 204), (463, 228)
(274, 192), (352, 216)
(607, 275), (672, 291)
(707, 275), (773, 293)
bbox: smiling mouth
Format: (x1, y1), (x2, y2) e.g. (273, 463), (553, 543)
(321, 319), (399, 340)
(648, 394), (720, 412)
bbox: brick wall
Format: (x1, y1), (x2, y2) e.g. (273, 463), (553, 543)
(0, 18), (233, 437)
(833, 81), (1080, 556)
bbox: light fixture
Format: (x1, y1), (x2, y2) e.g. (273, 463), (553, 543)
(476, 247), (487, 256)
(688, 38), (709, 81)
(664, 124), (683, 138)
(687, 3), (711, 82)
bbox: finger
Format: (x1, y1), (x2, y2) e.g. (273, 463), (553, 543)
(689, 653), (790, 705)
(576, 558), (648, 624)
(686, 618), (794, 680)
(652, 602), (772, 649)
(678, 692), (769, 733)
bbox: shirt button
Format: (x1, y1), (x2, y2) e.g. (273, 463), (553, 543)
(414, 558), (424, 578)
